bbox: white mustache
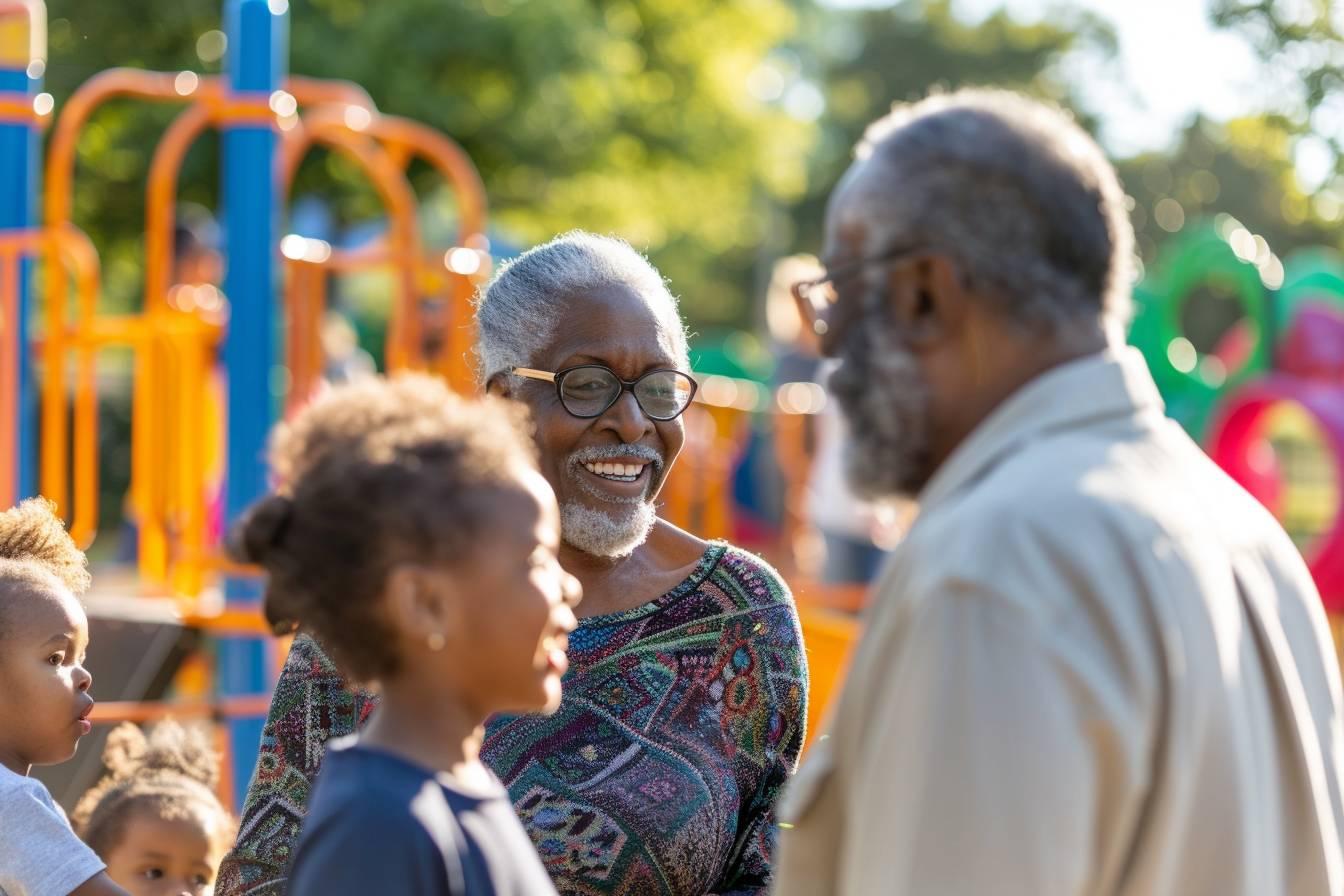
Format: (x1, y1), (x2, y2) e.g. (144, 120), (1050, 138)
(569, 444), (664, 473)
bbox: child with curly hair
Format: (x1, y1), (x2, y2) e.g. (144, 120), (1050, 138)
(0, 498), (128, 896)
(231, 374), (581, 895)
(72, 721), (234, 896)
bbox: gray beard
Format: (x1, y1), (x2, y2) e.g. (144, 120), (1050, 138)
(828, 311), (932, 500)
(560, 444), (663, 557)
(560, 500), (657, 559)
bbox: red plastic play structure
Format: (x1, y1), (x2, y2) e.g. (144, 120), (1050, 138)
(1132, 220), (1344, 656)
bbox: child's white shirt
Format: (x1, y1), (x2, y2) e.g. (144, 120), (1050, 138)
(0, 763), (105, 896)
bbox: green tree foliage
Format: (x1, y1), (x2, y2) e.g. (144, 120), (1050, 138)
(1117, 114), (1336, 265)
(779, 0), (1114, 256)
(44, 0), (812, 328)
(1211, 0), (1344, 145)
(1205, 1), (1344, 241)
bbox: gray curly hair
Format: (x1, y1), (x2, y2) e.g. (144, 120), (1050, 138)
(474, 231), (690, 383)
(853, 88), (1134, 332)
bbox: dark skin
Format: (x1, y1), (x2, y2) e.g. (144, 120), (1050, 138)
(822, 160), (1109, 488)
(360, 468), (580, 788)
(488, 282), (708, 618)
(0, 577), (131, 896)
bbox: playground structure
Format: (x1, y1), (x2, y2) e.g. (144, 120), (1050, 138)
(0, 0), (859, 810)
(21, 0), (1344, 821)
(1129, 216), (1344, 664)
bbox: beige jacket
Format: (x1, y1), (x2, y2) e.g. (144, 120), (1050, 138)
(775, 348), (1344, 896)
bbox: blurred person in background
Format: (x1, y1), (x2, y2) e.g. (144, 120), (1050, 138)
(767, 255), (905, 587)
(775, 89), (1344, 896)
(117, 205), (228, 565)
(319, 312), (376, 385)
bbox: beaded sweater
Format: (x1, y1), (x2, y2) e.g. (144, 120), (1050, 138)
(216, 542), (807, 896)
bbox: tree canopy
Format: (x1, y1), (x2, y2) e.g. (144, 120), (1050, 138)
(45, 0), (1339, 333)
(45, 0), (813, 329)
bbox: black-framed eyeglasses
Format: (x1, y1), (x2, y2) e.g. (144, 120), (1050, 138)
(510, 365), (699, 421)
(791, 244), (924, 350)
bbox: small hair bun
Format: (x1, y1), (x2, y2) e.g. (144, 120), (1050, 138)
(228, 494), (294, 567)
(100, 721), (218, 788)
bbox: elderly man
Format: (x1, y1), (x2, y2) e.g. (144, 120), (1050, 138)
(774, 89), (1344, 895)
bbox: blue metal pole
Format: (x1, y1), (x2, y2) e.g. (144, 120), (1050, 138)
(0, 3), (43, 502)
(220, 0), (287, 810)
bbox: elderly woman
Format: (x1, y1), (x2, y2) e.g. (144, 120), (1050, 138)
(217, 231), (808, 896)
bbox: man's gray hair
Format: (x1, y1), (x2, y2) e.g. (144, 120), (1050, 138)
(474, 230), (690, 383)
(854, 89), (1134, 331)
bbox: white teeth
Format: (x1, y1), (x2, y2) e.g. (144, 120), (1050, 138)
(582, 460), (647, 480)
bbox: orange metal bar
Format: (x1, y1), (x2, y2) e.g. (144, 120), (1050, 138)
(282, 259), (303, 414)
(282, 259), (327, 415)
(373, 115), (486, 246)
(183, 605), (273, 637)
(41, 76), (265, 539)
(89, 694), (275, 724)
(31, 72), (383, 581)
(302, 241), (456, 278)
(0, 227), (101, 540)
(138, 104), (215, 582)
(279, 110), (422, 371)
(63, 226), (102, 547)
(357, 114), (489, 388)
(796, 606), (860, 749)
(286, 76), (375, 112)
(29, 315), (147, 350)
(44, 71), (221, 515)
(165, 314), (220, 598)
(306, 268), (329, 400)
(0, 98), (41, 126)
(793, 582), (868, 615)
(279, 107), (491, 383)
(209, 98), (274, 125)
(46, 70), (228, 228)
(146, 104), (212, 316)
(0, 2), (38, 20)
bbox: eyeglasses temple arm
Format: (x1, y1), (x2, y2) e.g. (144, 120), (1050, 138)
(510, 367), (557, 383)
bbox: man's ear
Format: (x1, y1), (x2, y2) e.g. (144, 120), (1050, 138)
(884, 253), (967, 351)
(485, 372), (511, 398)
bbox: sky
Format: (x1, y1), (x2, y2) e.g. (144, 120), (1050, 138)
(822, 0), (1270, 158)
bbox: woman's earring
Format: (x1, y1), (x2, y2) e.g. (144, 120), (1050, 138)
(427, 632), (446, 652)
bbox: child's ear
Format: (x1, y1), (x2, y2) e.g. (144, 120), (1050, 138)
(385, 565), (464, 651)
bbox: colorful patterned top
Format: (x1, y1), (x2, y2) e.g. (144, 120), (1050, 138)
(217, 542), (807, 896)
